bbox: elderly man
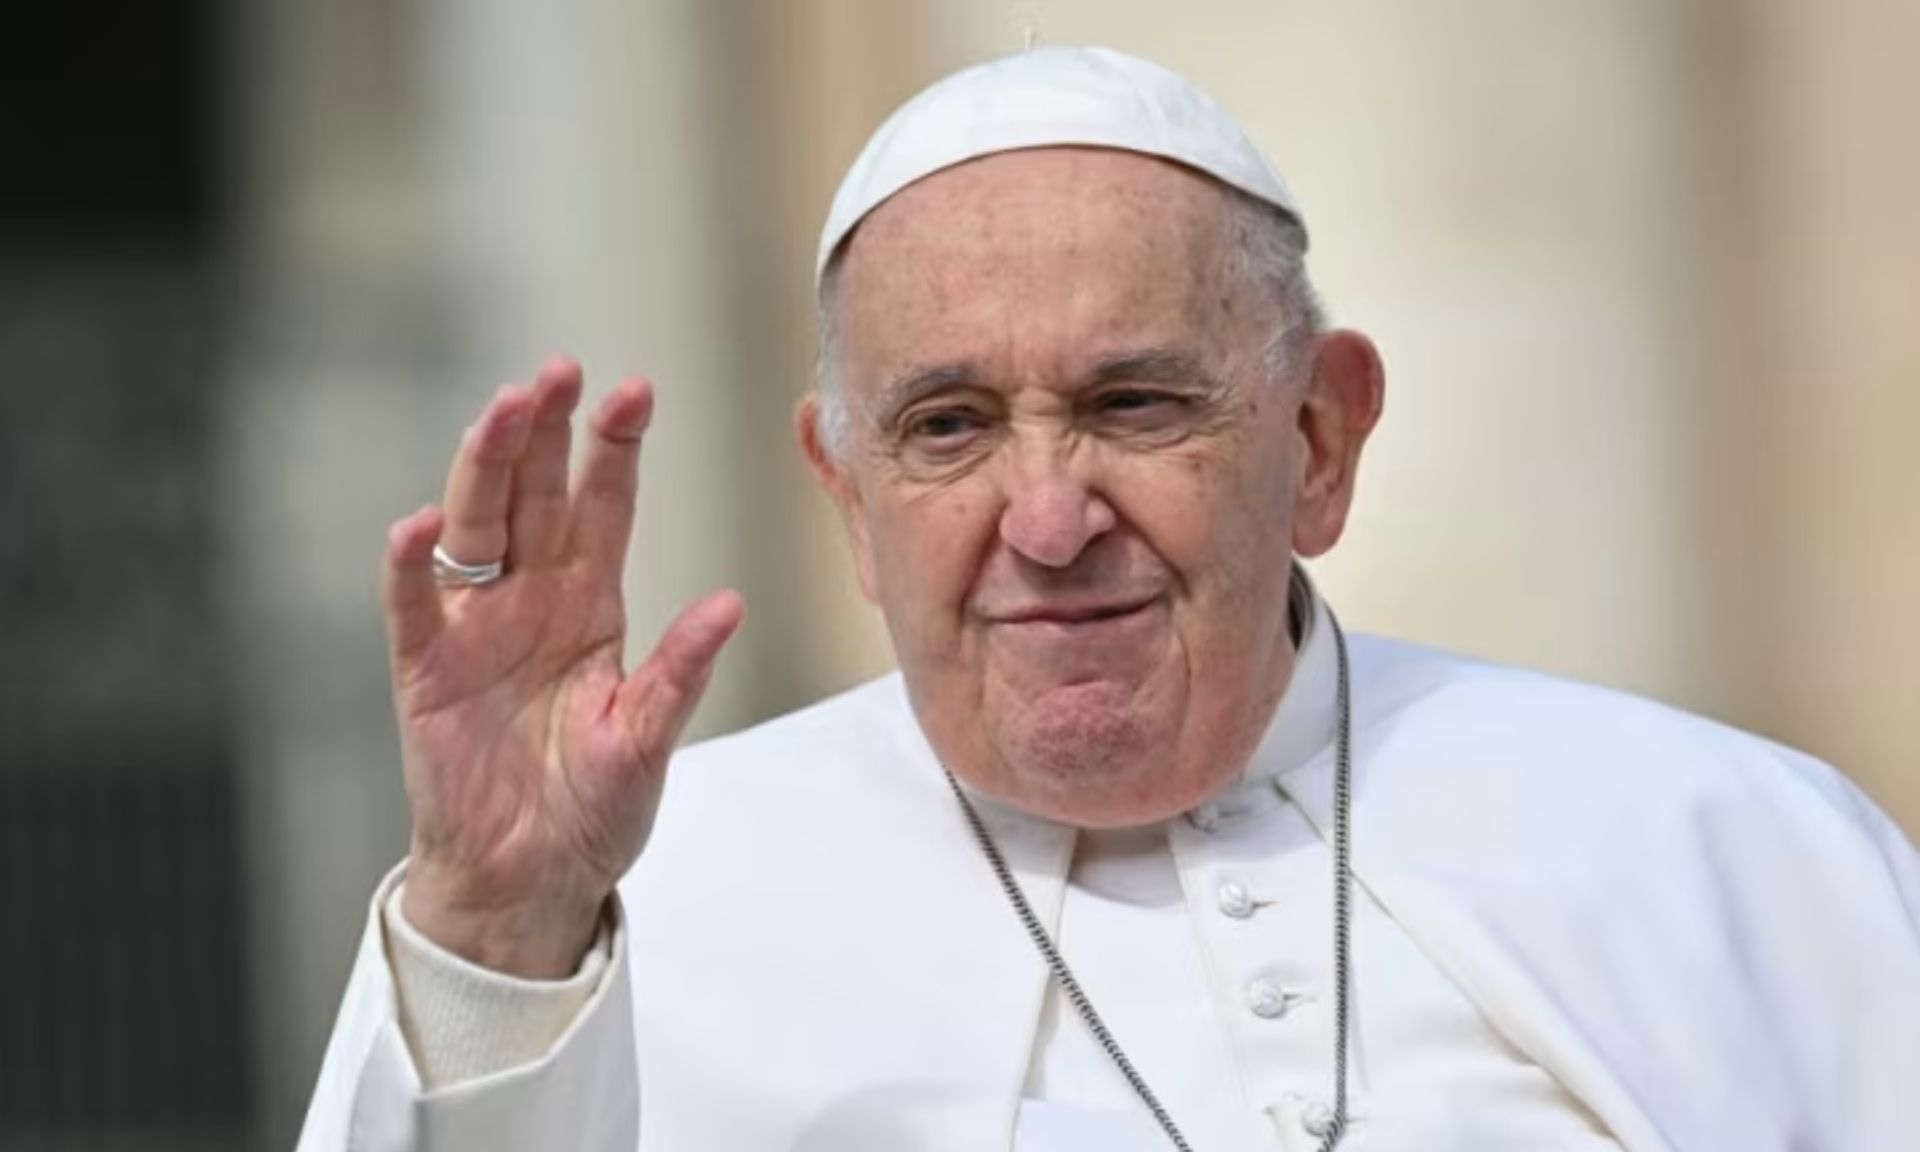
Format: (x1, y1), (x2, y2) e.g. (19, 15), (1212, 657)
(297, 46), (1920, 1152)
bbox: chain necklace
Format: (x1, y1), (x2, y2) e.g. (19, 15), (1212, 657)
(945, 611), (1355, 1152)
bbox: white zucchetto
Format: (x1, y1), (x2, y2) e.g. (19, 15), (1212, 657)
(817, 45), (1306, 281)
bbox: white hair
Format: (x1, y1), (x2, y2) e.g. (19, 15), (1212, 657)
(811, 184), (1324, 457)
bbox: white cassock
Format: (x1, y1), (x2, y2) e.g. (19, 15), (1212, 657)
(296, 578), (1920, 1151)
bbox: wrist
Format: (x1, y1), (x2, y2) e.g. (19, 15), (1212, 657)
(400, 859), (608, 980)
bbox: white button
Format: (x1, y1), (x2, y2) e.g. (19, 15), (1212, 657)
(1216, 880), (1255, 919)
(1302, 1100), (1337, 1138)
(1247, 978), (1298, 1019)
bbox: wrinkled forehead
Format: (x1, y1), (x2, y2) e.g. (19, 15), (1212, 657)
(832, 149), (1240, 372)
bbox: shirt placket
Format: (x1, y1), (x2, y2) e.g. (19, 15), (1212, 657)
(1171, 786), (1357, 1150)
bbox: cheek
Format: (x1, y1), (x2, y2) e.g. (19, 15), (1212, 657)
(1111, 453), (1237, 578)
(1111, 446), (1291, 606)
(868, 487), (997, 624)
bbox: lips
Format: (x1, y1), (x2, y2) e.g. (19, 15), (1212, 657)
(991, 597), (1157, 625)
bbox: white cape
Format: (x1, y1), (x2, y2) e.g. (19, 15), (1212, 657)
(297, 634), (1920, 1150)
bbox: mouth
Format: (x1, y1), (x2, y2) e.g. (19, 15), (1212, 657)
(991, 597), (1159, 627)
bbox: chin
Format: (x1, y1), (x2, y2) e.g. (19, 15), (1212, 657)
(990, 688), (1220, 828)
(1011, 765), (1224, 829)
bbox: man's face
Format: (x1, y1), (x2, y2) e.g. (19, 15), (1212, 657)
(805, 148), (1361, 827)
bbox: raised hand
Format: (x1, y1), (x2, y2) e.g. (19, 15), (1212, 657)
(380, 359), (744, 977)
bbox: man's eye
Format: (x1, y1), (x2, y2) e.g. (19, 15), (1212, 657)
(1097, 390), (1180, 415)
(906, 410), (985, 441)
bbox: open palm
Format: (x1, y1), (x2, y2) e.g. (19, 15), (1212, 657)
(380, 360), (742, 977)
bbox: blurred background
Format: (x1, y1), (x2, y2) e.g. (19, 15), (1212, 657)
(1, 0), (1914, 1147)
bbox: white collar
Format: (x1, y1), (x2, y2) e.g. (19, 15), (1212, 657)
(1237, 564), (1339, 790)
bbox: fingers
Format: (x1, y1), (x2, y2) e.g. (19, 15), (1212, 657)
(615, 590), (746, 760)
(569, 377), (655, 580)
(429, 359), (651, 595)
(508, 359), (585, 568)
(439, 384), (536, 568)
(383, 504), (447, 664)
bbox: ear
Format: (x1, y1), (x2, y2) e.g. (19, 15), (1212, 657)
(796, 391), (880, 602)
(1291, 329), (1385, 558)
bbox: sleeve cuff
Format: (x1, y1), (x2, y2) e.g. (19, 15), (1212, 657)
(381, 877), (615, 1091)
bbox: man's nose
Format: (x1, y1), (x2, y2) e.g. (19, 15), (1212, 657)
(997, 449), (1117, 569)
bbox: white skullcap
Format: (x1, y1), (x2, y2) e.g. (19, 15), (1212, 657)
(817, 44), (1304, 282)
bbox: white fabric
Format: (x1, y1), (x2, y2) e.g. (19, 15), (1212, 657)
(369, 579), (1619, 1148)
(298, 603), (1920, 1150)
(382, 882), (607, 1089)
(1006, 586), (1618, 1149)
(1025, 787), (1623, 1150)
(817, 45), (1303, 278)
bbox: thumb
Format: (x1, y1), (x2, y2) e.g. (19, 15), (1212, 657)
(615, 589), (746, 763)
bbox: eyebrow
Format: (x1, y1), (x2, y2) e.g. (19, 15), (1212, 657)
(1086, 346), (1217, 389)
